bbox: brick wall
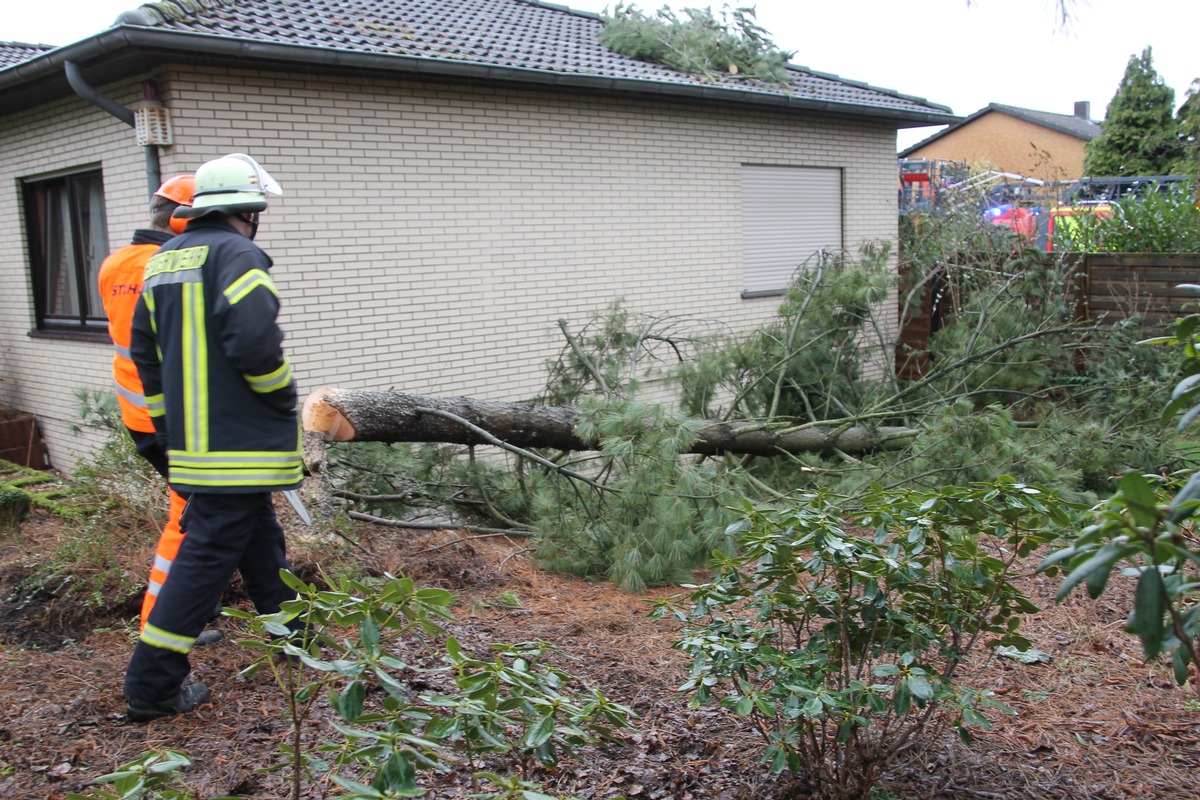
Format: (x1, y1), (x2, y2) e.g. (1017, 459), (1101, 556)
(0, 76), (155, 468)
(905, 111), (1088, 182)
(1, 65), (899, 472)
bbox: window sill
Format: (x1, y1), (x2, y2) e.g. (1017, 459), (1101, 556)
(28, 329), (110, 345)
(741, 289), (786, 300)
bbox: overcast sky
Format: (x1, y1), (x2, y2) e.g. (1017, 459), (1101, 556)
(6, 0), (1197, 150)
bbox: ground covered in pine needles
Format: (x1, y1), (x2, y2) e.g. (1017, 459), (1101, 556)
(1, 494), (1199, 799)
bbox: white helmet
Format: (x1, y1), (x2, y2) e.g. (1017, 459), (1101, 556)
(175, 153), (282, 219)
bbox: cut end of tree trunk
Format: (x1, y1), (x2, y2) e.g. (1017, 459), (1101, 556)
(303, 388), (358, 442)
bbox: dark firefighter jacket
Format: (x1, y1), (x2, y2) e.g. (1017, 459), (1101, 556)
(130, 216), (302, 493)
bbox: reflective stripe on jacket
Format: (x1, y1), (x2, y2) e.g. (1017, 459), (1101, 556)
(130, 217), (302, 494)
(97, 230), (173, 433)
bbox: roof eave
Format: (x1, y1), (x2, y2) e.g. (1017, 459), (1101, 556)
(898, 105), (998, 156)
(0, 27), (957, 126)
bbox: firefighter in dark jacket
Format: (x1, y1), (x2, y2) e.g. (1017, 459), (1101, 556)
(96, 174), (226, 638)
(124, 153), (303, 722)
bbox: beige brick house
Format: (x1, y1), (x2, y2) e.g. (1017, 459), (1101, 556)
(0, 0), (954, 472)
(900, 102), (1100, 182)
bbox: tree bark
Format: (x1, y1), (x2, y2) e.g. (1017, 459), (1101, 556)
(303, 388), (915, 456)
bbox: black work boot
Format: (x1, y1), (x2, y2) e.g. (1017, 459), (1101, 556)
(126, 683), (211, 723)
(194, 629), (223, 646)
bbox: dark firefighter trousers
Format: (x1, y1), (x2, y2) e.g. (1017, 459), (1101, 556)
(124, 491), (295, 703)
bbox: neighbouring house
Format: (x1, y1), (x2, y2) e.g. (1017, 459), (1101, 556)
(0, 0), (955, 472)
(900, 102), (1101, 182)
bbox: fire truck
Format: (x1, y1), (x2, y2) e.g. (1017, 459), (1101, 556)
(898, 158), (968, 213)
(1043, 175), (1190, 252)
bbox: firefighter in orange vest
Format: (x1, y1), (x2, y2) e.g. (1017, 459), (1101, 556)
(97, 175), (219, 643)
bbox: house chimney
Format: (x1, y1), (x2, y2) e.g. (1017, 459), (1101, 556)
(1074, 101), (1091, 120)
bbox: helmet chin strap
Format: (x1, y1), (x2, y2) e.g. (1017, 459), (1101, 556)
(237, 211), (261, 240)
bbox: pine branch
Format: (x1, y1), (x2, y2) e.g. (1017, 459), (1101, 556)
(346, 510), (533, 536)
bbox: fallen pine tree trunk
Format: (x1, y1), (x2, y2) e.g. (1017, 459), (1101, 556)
(303, 388), (916, 457)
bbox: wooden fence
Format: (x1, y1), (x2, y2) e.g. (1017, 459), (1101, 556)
(896, 253), (1200, 379)
(0, 412), (48, 470)
(1076, 254), (1200, 327)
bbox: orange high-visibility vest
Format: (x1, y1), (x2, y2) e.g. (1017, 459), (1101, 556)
(98, 233), (170, 432)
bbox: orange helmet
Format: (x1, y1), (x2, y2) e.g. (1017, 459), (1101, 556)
(153, 174), (196, 234)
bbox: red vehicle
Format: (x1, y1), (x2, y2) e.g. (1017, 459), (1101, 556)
(985, 204), (1037, 239)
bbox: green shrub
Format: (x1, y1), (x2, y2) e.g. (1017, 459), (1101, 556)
(0, 487), (31, 533)
(66, 750), (204, 800)
(660, 479), (1070, 799)
(231, 571), (630, 799)
(70, 388), (161, 508)
(1100, 185), (1200, 252)
(1042, 471), (1200, 686)
(1057, 184), (1200, 253)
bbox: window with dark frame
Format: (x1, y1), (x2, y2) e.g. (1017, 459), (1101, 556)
(22, 169), (109, 333)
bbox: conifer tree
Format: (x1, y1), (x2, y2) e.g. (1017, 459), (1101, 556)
(1084, 47), (1176, 177)
(1169, 79), (1200, 178)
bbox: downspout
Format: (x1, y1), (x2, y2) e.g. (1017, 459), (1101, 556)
(64, 60), (161, 197)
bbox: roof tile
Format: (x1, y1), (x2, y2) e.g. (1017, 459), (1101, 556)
(989, 103), (1101, 141)
(121, 0), (948, 116)
(0, 41), (55, 69)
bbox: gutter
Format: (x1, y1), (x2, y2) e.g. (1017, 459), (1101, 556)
(63, 59), (161, 197)
(2, 26), (959, 127)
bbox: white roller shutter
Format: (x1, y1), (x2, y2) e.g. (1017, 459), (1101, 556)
(741, 165), (843, 295)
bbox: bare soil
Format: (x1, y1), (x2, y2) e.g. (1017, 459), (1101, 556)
(1, 500), (1199, 800)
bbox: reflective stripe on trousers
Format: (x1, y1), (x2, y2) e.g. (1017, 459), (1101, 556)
(140, 489), (188, 632)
